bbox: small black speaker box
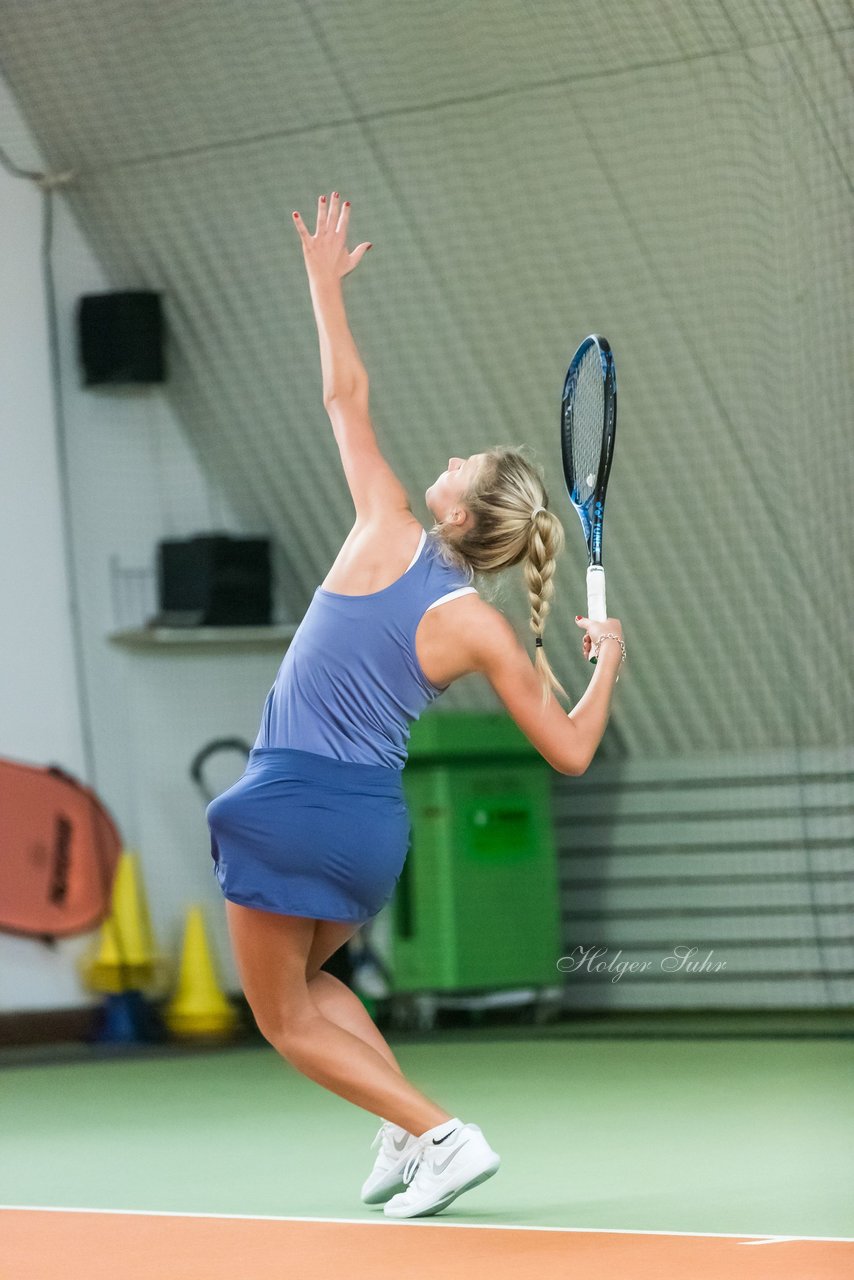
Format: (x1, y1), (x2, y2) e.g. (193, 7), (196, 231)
(77, 290), (165, 385)
(153, 535), (272, 627)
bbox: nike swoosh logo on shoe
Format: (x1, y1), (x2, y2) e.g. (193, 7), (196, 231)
(432, 1128), (458, 1145)
(392, 1135), (410, 1151)
(434, 1140), (468, 1174)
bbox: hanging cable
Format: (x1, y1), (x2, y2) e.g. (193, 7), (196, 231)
(0, 146), (97, 786)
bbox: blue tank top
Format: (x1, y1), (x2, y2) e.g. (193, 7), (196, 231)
(253, 527), (477, 769)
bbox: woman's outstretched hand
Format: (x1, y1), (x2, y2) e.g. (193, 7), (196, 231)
(292, 192), (372, 283)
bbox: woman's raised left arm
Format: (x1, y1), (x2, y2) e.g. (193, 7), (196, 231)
(292, 191), (372, 402)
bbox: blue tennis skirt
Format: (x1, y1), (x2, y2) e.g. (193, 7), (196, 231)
(205, 747), (411, 924)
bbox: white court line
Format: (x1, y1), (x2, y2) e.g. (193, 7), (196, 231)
(739, 1237), (799, 1246)
(0, 1205), (852, 1243)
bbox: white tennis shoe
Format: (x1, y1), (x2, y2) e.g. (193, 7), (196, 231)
(360, 1120), (420, 1204)
(383, 1120), (500, 1218)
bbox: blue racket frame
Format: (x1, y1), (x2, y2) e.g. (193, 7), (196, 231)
(560, 334), (617, 569)
(561, 334), (617, 646)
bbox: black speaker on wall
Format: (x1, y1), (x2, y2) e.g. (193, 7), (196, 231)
(77, 290), (165, 385)
(153, 535), (272, 627)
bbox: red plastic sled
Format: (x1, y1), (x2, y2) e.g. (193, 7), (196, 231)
(0, 756), (122, 943)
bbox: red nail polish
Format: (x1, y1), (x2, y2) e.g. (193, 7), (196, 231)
(320, 195), (326, 203)
(293, 212), (299, 219)
(344, 201), (350, 207)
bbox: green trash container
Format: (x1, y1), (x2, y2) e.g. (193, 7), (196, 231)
(389, 712), (561, 993)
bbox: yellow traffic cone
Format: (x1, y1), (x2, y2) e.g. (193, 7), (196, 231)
(81, 915), (126, 995)
(80, 850), (162, 994)
(164, 905), (239, 1039)
(110, 849), (157, 968)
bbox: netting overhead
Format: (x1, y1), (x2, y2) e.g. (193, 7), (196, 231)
(1, 0), (851, 756)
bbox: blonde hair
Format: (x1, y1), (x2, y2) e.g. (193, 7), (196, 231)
(428, 444), (570, 708)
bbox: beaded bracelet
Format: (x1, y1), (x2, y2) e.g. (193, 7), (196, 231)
(592, 632), (627, 676)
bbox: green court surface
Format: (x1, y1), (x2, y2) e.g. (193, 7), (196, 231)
(2, 1033), (852, 1239)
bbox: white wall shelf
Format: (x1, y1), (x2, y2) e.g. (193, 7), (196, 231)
(108, 625), (297, 651)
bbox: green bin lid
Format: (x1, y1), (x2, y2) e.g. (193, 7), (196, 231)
(407, 711), (542, 761)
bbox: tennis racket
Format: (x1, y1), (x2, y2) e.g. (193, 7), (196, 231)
(560, 334), (617, 662)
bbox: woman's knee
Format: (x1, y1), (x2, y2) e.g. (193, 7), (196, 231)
(255, 1002), (321, 1062)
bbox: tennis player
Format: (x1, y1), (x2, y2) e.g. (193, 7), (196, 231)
(206, 192), (625, 1219)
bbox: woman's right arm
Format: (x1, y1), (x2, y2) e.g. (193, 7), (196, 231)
(467, 605), (624, 775)
(563, 631), (624, 770)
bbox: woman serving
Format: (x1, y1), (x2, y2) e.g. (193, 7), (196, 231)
(206, 192), (625, 1219)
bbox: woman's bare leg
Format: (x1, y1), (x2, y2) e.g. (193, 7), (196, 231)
(308, 970), (403, 1074)
(304, 918), (403, 1075)
(225, 900), (451, 1135)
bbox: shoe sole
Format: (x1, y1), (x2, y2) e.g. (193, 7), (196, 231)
(362, 1145), (419, 1205)
(361, 1177), (407, 1206)
(383, 1154), (500, 1219)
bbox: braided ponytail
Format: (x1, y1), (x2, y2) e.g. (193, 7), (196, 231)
(430, 444), (571, 708)
(525, 508), (570, 707)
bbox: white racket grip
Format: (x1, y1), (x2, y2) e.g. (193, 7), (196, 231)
(586, 564), (607, 622)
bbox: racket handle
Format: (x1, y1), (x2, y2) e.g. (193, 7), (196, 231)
(586, 565), (607, 664)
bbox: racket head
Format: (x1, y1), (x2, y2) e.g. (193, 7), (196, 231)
(560, 334), (617, 566)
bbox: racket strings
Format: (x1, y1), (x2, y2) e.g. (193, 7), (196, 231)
(565, 347), (605, 504)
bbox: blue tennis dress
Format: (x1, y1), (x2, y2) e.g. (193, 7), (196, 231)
(205, 527), (477, 923)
